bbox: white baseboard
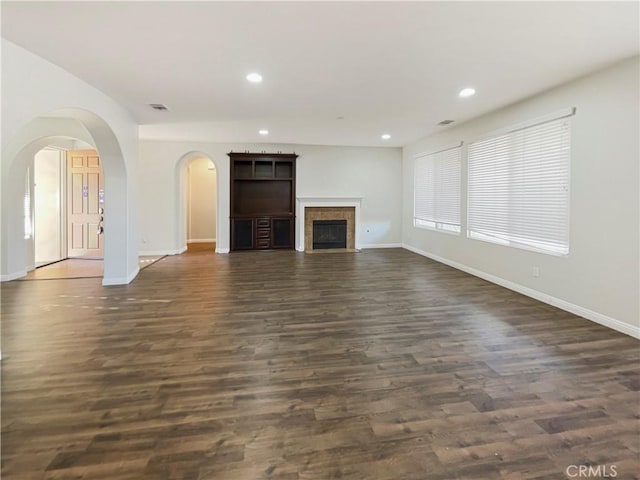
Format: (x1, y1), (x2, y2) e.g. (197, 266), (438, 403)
(102, 266), (139, 286)
(361, 243), (403, 249)
(142, 245), (226, 255)
(402, 243), (640, 340)
(0, 270), (27, 282)
(187, 238), (216, 243)
(139, 247), (185, 256)
(293, 243), (401, 252)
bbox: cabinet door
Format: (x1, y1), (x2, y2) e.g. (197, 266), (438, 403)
(272, 218), (293, 248)
(232, 219), (254, 250)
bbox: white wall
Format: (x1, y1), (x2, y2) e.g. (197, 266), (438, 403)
(1, 39), (139, 284)
(34, 148), (63, 265)
(187, 157), (217, 242)
(402, 56), (639, 337)
(138, 141), (402, 254)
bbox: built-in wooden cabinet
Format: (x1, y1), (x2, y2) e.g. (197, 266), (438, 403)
(229, 152), (297, 250)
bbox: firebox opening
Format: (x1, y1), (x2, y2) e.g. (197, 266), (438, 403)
(313, 220), (347, 249)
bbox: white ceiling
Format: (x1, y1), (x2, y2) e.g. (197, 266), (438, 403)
(2, 1), (638, 147)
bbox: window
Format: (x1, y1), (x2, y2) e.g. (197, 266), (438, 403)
(414, 144), (461, 233)
(24, 168), (32, 240)
(467, 109), (573, 255)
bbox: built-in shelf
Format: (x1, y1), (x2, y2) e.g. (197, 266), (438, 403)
(233, 178), (292, 181)
(230, 152), (298, 250)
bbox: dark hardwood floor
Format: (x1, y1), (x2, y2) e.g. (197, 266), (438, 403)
(1, 248), (638, 479)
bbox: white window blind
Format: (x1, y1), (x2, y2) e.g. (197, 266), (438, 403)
(467, 112), (572, 255)
(414, 144), (461, 233)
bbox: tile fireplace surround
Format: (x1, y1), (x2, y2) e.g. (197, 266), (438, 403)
(296, 197), (362, 252)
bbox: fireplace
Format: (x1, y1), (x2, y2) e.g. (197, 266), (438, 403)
(313, 220), (347, 249)
(303, 206), (356, 251)
(296, 197), (362, 252)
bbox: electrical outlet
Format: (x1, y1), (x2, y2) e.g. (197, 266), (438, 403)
(532, 266), (540, 278)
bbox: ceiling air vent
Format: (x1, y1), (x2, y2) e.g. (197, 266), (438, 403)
(149, 103), (169, 111)
(438, 119), (454, 125)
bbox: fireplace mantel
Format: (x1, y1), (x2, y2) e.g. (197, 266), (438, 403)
(295, 197), (362, 252)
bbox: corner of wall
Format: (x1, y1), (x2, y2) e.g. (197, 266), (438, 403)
(102, 265), (139, 286)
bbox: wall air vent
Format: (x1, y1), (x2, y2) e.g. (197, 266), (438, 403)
(438, 119), (455, 125)
(149, 103), (169, 111)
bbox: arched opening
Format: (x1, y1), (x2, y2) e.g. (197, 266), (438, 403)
(186, 157), (217, 252)
(32, 139), (98, 269)
(175, 152), (220, 254)
(1, 110), (137, 285)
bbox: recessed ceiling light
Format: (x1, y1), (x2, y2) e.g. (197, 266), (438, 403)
(459, 87), (476, 98)
(246, 73), (263, 83)
(381, 134), (391, 140)
(149, 103), (169, 111)
(259, 129), (269, 135)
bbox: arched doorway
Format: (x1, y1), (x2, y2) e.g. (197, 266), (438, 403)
(175, 152), (220, 254)
(1, 110), (137, 285)
(186, 157), (217, 252)
(32, 141), (105, 270)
